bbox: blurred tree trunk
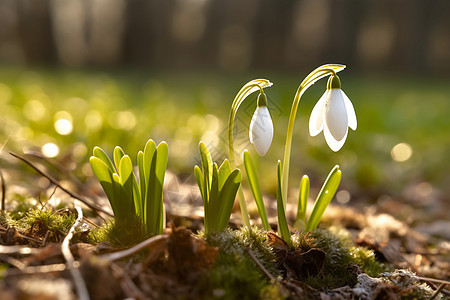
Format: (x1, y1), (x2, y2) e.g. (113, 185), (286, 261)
(16, 0), (56, 64)
(0, 0), (447, 74)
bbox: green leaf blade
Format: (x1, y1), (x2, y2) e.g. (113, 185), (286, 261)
(89, 156), (115, 206)
(207, 163), (220, 233)
(276, 160), (291, 246)
(199, 142), (213, 200)
(306, 165), (342, 232)
(119, 155), (139, 217)
(145, 141), (169, 236)
(114, 146), (125, 174)
(243, 150), (270, 230)
(154, 142), (169, 234)
(296, 175), (310, 228)
(216, 169), (241, 232)
(111, 173), (135, 224)
(218, 159), (231, 191)
(137, 151), (145, 215)
(93, 147), (115, 173)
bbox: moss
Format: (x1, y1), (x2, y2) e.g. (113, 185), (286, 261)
(89, 216), (147, 246)
(17, 209), (76, 233)
(350, 246), (392, 277)
(201, 227), (281, 299)
(292, 227), (391, 290)
(7, 208), (80, 243)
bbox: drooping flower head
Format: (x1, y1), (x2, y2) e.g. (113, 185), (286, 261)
(249, 92), (273, 156)
(309, 75), (357, 151)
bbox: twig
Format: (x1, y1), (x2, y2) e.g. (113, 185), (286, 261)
(42, 230), (50, 246)
(10, 152), (113, 217)
(62, 202), (90, 300)
(416, 276), (450, 286)
(0, 254), (26, 270)
(110, 262), (145, 300)
(416, 276), (450, 297)
(6, 263), (67, 276)
(245, 247), (276, 281)
(99, 234), (169, 262)
(430, 283), (447, 300)
(26, 151), (95, 198)
(0, 245), (40, 255)
(0, 169), (5, 211)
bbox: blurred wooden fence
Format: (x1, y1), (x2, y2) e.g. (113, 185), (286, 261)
(0, 0), (448, 74)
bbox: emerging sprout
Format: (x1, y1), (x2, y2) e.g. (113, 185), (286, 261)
(309, 75), (357, 152)
(249, 92), (273, 156)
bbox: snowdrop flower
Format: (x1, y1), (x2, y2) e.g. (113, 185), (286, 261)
(249, 92), (273, 156)
(309, 75), (357, 152)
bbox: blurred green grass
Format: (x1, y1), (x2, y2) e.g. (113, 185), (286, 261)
(1, 67), (449, 204)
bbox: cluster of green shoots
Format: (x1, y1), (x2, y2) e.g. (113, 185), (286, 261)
(89, 140), (168, 236)
(90, 64), (357, 245)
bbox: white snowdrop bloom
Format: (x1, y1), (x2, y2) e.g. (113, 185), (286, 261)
(309, 76), (357, 152)
(249, 93), (273, 156)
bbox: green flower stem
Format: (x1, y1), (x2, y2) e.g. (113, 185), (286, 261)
(228, 79), (272, 227)
(281, 64), (346, 206)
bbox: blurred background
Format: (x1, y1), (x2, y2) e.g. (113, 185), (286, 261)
(0, 0), (449, 227)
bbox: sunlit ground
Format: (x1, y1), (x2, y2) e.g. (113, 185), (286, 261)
(0, 67), (449, 221)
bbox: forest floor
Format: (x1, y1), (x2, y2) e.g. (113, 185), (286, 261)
(0, 151), (448, 300)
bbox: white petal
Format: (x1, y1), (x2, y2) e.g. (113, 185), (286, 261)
(309, 90), (328, 137)
(249, 106), (273, 156)
(341, 90), (357, 130)
(324, 120), (348, 152)
(325, 89), (348, 141)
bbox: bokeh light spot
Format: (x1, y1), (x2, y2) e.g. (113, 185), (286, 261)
(336, 190), (351, 204)
(42, 143), (60, 158)
(54, 111), (73, 135)
(391, 143), (413, 162)
(23, 99), (47, 121)
(54, 119), (73, 135)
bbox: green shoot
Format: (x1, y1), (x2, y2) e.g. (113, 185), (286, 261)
(276, 160), (291, 247)
(89, 139), (168, 236)
(195, 142), (242, 235)
(305, 165), (341, 231)
(294, 175), (309, 229)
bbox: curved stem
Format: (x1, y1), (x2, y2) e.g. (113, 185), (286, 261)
(281, 64), (346, 206)
(228, 79), (272, 227)
(228, 80), (271, 165)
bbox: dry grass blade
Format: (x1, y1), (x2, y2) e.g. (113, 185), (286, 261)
(9, 151), (113, 217)
(62, 202), (90, 300)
